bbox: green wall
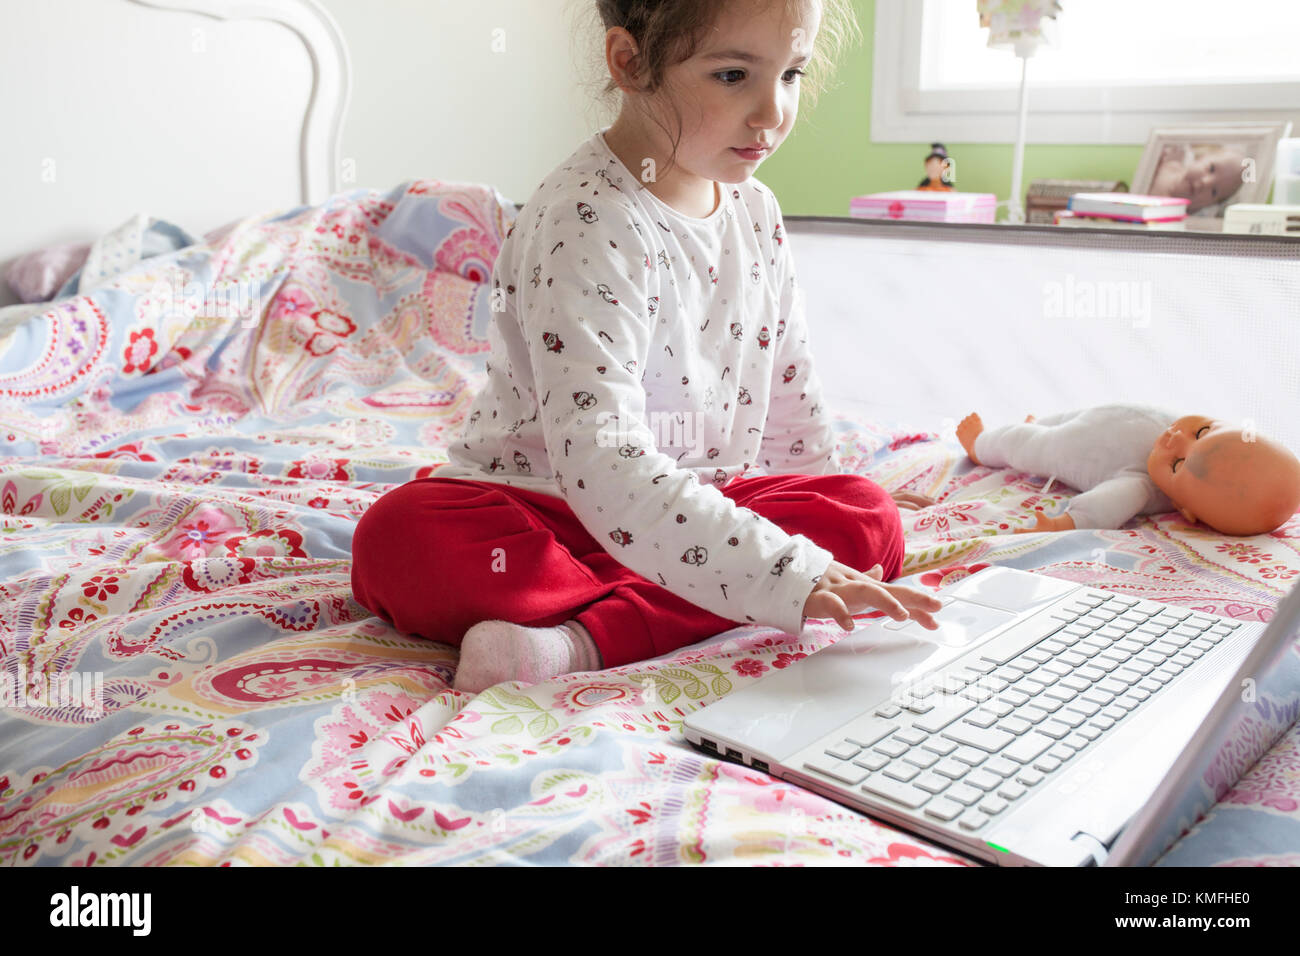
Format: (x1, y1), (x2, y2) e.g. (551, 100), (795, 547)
(760, 0), (1145, 216)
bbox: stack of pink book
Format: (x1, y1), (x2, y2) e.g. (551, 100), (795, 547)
(850, 190), (997, 223)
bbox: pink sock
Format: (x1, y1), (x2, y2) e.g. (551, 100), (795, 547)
(453, 619), (602, 693)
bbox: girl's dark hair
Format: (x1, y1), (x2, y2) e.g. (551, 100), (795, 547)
(584, 0), (861, 175)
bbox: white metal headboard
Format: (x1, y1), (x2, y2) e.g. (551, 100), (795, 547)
(127, 0), (350, 204)
(0, 0), (350, 305)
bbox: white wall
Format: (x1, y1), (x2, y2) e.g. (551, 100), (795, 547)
(317, 0), (613, 203)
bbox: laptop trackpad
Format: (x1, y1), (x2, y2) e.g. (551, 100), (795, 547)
(883, 600), (1019, 650)
(688, 603), (1018, 765)
(939, 566), (1078, 612)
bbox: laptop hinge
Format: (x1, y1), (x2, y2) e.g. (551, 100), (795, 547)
(1070, 831), (1109, 866)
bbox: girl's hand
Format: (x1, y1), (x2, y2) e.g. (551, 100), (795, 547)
(803, 560), (943, 632)
(891, 490), (935, 511)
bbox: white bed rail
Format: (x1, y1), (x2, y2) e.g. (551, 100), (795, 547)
(787, 219), (1300, 455)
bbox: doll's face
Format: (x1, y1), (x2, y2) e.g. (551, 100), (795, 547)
(1147, 414), (1254, 531)
(1146, 414), (1219, 486)
(1147, 415), (1300, 535)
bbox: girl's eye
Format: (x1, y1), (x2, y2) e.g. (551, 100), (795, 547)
(714, 68), (806, 85)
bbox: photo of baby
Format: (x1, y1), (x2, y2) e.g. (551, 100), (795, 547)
(1147, 142), (1250, 217)
(1133, 123), (1291, 220)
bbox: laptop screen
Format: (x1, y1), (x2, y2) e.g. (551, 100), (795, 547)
(1106, 579), (1300, 865)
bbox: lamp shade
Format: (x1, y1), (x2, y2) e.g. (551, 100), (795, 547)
(976, 0), (1062, 56)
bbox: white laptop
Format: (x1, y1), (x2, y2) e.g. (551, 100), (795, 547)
(684, 566), (1300, 866)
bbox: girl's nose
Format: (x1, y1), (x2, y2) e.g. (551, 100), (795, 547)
(752, 91), (784, 128)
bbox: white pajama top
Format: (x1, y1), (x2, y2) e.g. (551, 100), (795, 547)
(437, 130), (840, 636)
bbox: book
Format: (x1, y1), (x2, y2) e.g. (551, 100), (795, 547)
(1066, 192), (1188, 222)
(1054, 210), (1186, 230)
(1026, 178), (1127, 224)
(849, 190), (997, 223)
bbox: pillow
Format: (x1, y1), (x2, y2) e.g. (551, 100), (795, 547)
(4, 241), (92, 303)
(55, 216), (199, 299)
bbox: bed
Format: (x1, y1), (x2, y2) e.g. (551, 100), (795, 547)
(2, 0), (1298, 868)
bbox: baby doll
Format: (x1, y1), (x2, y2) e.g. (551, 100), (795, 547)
(956, 405), (1300, 535)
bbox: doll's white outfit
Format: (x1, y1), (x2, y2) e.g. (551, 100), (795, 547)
(972, 404), (1177, 529)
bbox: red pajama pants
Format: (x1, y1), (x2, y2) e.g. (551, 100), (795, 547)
(349, 472), (905, 668)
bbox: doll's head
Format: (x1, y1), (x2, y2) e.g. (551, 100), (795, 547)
(593, 0), (859, 183)
(924, 143), (951, 184)
(1146, 415), (1300, 535)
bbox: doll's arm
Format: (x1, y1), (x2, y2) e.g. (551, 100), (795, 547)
(1014, 511), (1076, 534)
(1058, 474), (1154, 530)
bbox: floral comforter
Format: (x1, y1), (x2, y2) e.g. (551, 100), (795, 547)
(0, 181), (1296, 866)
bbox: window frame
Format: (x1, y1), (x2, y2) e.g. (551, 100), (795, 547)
(870, 0), (1300, 145)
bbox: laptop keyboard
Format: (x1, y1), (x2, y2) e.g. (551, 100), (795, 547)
(801, 589), (1243, 835)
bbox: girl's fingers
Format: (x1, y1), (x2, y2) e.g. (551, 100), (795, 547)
(891, 586), (943, 630)
(821, 567), (946, 629)
(807, 590), (855, 631)
(854, 581), (907, 621)
(904, 605), (941, 630)
(826, 592), (854, 631)
(892, 585), (943, 611)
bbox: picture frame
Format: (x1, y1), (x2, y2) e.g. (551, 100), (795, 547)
(1132, 122), (1293, 220)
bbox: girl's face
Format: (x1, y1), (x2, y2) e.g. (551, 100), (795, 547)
(634, 0), (821, 189)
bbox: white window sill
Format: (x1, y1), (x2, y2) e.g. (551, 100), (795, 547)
(872, 0), (1300, 145)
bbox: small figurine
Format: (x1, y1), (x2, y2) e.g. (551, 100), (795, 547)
(917, 143), (955, 191)
(956, 406), (1300, 535)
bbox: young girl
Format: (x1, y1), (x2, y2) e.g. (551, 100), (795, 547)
(351, 0), (942, 693)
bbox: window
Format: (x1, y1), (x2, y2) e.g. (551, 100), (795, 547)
(872, 0), (1300, 144)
